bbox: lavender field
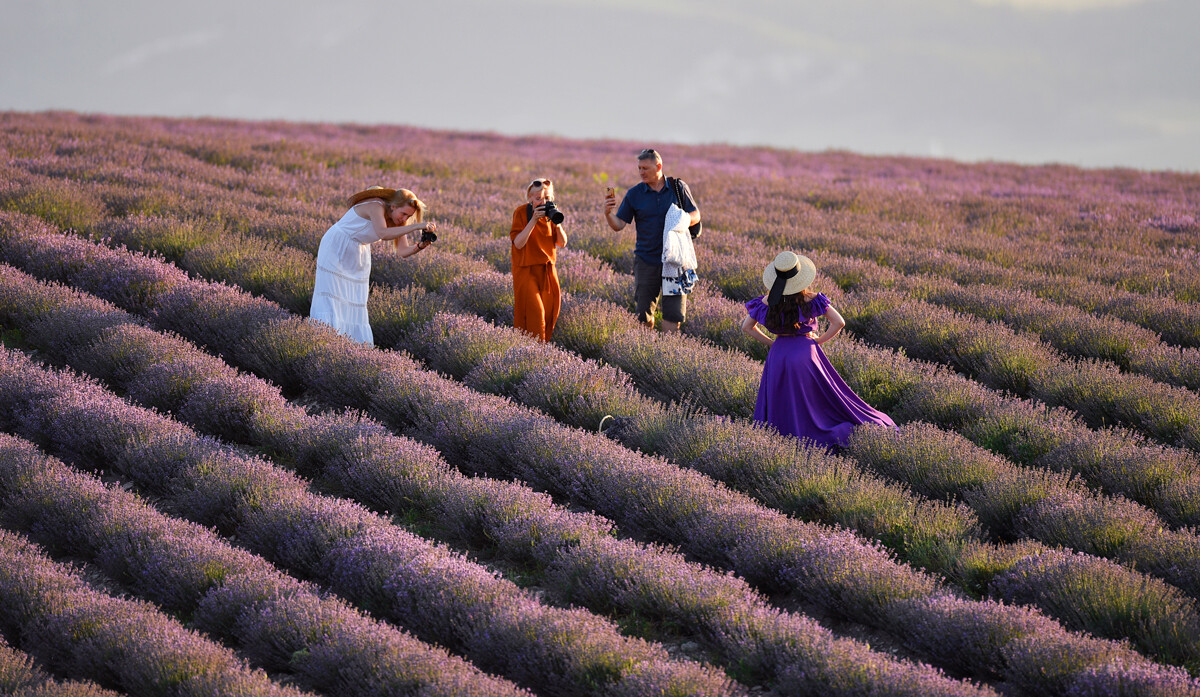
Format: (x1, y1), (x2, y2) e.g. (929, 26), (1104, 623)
(0, 111), (1199, 697)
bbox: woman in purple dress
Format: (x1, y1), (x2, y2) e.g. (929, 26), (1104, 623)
(741, 251), (896, 448)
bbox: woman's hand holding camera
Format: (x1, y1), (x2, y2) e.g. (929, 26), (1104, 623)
(417, 221), (437, 250)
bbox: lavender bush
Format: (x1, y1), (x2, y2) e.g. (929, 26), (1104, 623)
(4, 110), (1200, 695)
(0, 529), (311, 697)
(0, 433), (530, 697)
(0, 349), (734, 697)
(4, 221), (1196, 685)
(0, 267), (994, 696)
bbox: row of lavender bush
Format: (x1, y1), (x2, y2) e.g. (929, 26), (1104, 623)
(417, 201), (1200, 457)
(11, 117), (1199, 452)
(0, 268), (987, 696)
(161, 173), (1200, 473)
(809, 250), (1200, 392)
(715, 223), (1200, 349)
(679, 225), (1200, 452)
(400, 217), (1200, 535)
(134, 200), (1200, 569)
(5, 111), (1198, 345)
(10, 110), (1195, 305)
(0, 528), (310, 697)
(685, 225), (1200, 393)
(9, 182), (1200, 607)
(2, 113), (1200, 681)
(0, 344), (736, 697)
(546, 169), (1200, 322)
(2, 217), (1195, 695)
(839, 288), (1200, 452)
(413, 211), (1200, 460)
(0, 432), (531, 697)
(0, 636), (121, 697)
(69, 205), (1200, 611)
(16, 188), (1200, 674)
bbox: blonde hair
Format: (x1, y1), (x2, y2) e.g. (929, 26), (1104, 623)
(386, 189), (426, 251)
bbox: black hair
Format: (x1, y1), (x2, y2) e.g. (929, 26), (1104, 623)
(764, 290), (817, 336)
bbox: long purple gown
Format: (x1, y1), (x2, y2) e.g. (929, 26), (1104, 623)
(747, 293), (896, 447)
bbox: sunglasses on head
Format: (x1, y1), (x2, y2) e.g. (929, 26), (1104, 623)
(529, 178), (552, 189)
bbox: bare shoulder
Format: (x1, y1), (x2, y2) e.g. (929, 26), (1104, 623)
(353, 200), (384, 219)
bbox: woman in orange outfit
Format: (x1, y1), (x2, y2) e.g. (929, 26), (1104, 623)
(511, 178), (568, 341)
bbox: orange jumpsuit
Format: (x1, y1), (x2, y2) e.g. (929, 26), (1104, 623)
(510, 204), (562, 342)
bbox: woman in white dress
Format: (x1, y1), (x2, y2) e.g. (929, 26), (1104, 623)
(310, 186), (437, 345)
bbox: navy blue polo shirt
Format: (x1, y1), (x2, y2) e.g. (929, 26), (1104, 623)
(616, 177), (698, 265)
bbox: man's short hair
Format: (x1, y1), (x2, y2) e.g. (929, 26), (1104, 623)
(637, 148), (662, 164)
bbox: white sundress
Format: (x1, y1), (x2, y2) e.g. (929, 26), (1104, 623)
(310, 204), (383, 345)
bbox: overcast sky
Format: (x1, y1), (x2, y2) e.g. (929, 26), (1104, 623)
(3, 0), (1197, 172)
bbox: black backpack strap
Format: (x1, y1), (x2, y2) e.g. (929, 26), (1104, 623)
(669, 176), (702, 239)
(668, 177), (686, 209)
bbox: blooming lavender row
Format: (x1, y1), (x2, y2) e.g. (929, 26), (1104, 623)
(0, 226), (1001, 695)
(0, 636), (122, 697)
(11, 196), (1200, 590)
(556, 190), (1200, 349)
(9, 110), (1200, 527)
(580, 158), (1200, 301)
(452, 220), (1200, 461)
(0, 349), (735, 697)
(398, 308), (1200, 668)
(408, 220), (1200, 535)
(5, 218), (1195, 694)
(812, 251), (1200, 393)
(243, 209), (1200, 543)
(22, 200), (1200, 667)
(7, 233), (1200, 679)
(692, 229), (1200, 394)
(8, 109), (1198, 330)
(2, 111), (1200, 681)
(0, 528), (312, 697)
(744, 222), (1200, 349)
(839, 288), (1200, 453)
(36, 109), (1200, 307)
(0, 433), (533, 697)
(0, 269), (995, 696)
(551, 171), (1200, 305)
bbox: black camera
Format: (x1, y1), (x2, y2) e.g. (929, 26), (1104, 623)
(420, 230), (437, 244)
(540, 200), (565, 225)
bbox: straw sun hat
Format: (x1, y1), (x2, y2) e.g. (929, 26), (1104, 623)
(347, 186), (397, 207)
(762, 251), (817, 301)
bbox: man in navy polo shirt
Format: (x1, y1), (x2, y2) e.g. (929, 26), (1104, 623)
(603, 148), (701, 331)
